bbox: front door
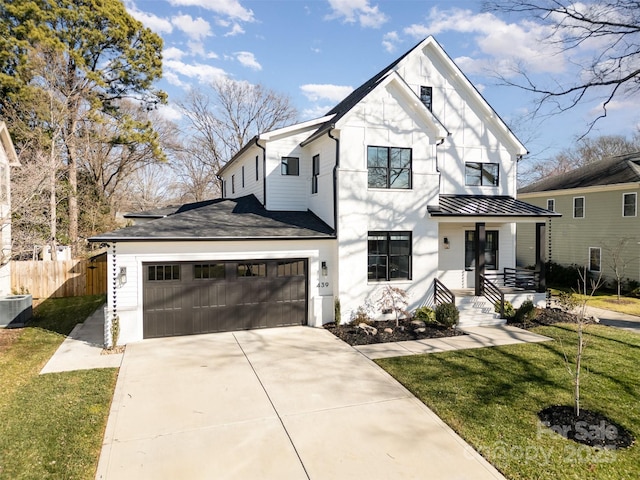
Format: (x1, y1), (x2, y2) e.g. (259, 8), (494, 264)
(464, 230), (499, 288)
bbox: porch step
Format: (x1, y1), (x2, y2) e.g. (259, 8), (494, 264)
(456, 295), (506, 327)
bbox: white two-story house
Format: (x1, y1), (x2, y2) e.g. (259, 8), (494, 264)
(91, 37), (555, 344)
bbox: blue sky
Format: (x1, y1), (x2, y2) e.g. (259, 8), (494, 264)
(124, 0), (640, 162)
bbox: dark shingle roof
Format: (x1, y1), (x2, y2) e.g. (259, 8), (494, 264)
(428, 195), (559, 217)
(91, 195), (335, 242)
(519, 153), (640, 193)
(123, 199), (220, 219)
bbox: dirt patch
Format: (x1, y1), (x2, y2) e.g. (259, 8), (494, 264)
(0, 328), (23, 353)
(507, 308), (597, 330)
(539, 405), (635, 449)
(325, 319), (464, 346)
(101, 345), (125, 355)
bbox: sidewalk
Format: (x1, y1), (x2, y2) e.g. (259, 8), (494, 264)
(585, 305), (640, 333)
(355, 325), (553, 360)
(40, 305), (123, 374)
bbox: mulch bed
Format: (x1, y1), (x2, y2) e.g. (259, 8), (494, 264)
(325, 318), (464, 346)
(538, 405), (635, 449)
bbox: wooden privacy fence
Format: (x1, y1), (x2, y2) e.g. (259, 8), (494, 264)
(11, 256), (107, 299)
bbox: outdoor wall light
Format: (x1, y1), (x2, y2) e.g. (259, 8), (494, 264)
(443, 237), (450, 249)
(321, 261), (328, 276)
(119, 267), (127, 286)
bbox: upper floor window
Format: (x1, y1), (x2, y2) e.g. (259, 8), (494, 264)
(465, 162), (499, 187)
(281, 157), (299, 176)
(367, 146), (412, 189)
(573, 196), (585, 218)
(367, 231), (412, 281)
(547, 199), (555, 212)
(420, 86), (432, 111)
(312, 154), (320, 194)
(623, 192), (636, 217)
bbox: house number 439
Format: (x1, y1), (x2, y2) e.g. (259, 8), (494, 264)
(317, 282), (329, 288)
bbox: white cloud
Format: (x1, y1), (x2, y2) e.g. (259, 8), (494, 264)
(235, 51), (261, 70)
(156, 104), (184, 122)
(168, 0), (255, 22)
(326, 0), (388, 29)
(187, 41), (206, 57)
(224, 23), (245, 37)
(164, 59), (228, 84)
(300, 84), (353, 103)
(382, 31), (400, 53)
(125, 2), (173, 33)
(302, 105), (333, 121)
(404, 8), (566, 76)
(163, 47), (186, 61)
(172, 14), (212, 41)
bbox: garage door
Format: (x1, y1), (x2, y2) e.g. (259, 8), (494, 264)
(142, 259), (307, 339)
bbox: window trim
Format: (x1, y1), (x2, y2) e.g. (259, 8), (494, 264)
(366, 146), (412, 190)
(281, 156), (300, 176)
(547, 199), (555, 212)
(367, 231), (412, 282)
(573, 196), (585, 218)
(311, 154), (320, 194)
(589, 247), (601, 272)
(623, 192), (637, 217)
(465, 162), (499, 187)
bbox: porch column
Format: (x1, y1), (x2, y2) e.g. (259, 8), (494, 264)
(535, 222), (546, 293)
(475, 222), (485, 296)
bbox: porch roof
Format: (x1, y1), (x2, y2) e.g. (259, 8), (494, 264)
(428, 195), (560, 219)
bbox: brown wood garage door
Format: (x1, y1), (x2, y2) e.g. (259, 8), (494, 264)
(142, 259), (307, 339)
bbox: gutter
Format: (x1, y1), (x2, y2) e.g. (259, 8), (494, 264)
(328, 126), (339, 236)
(256, 138), (267, 207)
(88, 235), (337, 243)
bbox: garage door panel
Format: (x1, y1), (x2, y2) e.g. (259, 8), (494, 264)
(143, 259), (307, 338)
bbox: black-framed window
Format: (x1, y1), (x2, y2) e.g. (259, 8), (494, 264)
(367, 146), (412, 189)
(589, 247), (601, 272)
(420, 86), (432, 111)
(255, 155), (259, 181)
(465, 230), (499, 270)
(281, 157), (299, 176)
(312, 154), (320, 194)
(241, 166), (245, 188)
(573, 197), (585, 218)
(547, 199), (555, 212)
(623, 193), (636, 217)
(148, 264), (180, 281)
(277, 260), (305, 277)
(465, 162), (499, 186)
(237, 263), (266, 277)
(367, 231), (412, 281)
(231, 174), (235, 194)
(194, 264), (225, 279)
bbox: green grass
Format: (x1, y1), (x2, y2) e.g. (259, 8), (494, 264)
(0, 295), (118, 480)
(550, 288), (640, 316)
(377, 324), (640, 480)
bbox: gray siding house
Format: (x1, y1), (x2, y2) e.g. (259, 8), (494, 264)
(517, 153), (640, 285)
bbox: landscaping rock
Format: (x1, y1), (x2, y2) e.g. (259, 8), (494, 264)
(358, 323), (378, 336)
(383, 328), (393, 334)
(411, 320), (426, 328)
(415, 327), (426, 333)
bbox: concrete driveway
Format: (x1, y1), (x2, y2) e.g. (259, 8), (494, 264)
(96, 326), (505, 480)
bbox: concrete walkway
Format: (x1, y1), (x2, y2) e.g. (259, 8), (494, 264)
(40, 305), (123, 374)
(96, 327), (507, 480)
(355, 325), (552, 360)
(585, 305), (640, 333)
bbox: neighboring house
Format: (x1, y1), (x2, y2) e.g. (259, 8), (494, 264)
(91, 37), (555, 345)
(518, 153), (640, 285)
(0, 121), (19, 296)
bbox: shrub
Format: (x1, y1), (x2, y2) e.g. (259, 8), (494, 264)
(435, 302), (459, 327)
(495, 300), (515, 319)
(546, 262), (581, 289)
(514, 299), (537, 324)
(350, 305), (372, 325)
(334, 297), (341, 326)
(413, 306), (437, 324)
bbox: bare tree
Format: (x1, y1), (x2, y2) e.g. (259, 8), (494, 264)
(486, 0), (640, 134)
(177, 78), (298, 178)
(520, 133), (640, 183)
(603, 237), (638, 301)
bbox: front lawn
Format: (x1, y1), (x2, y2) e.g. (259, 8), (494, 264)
(550, 288), (640, 316)
(377, 324), (640, 480)
(0, 295), (118, 480)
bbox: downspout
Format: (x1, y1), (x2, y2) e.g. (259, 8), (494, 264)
(215, 174), (224, 199)
(328, 126), (339, 237)
(256, 139), (267, 207)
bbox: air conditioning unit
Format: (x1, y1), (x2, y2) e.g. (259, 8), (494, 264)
(0, 294), (33, 327)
